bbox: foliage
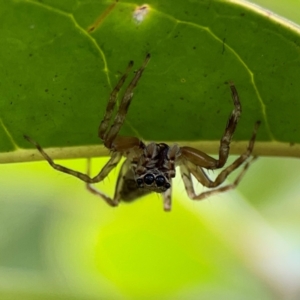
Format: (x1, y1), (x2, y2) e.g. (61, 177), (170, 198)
(0, 0), (300, 160)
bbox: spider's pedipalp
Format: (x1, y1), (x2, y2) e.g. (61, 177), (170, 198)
(162, 183), (172, 211)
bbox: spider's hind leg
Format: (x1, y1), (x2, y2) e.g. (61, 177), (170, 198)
(85, 158), (119, 207)
(23, 135), (123, 190)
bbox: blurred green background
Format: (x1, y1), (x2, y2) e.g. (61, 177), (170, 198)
(1, 1), (300, 299)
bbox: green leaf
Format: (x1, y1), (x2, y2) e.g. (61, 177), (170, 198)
(1, 2), (300, 300)
(0, 0), (299, 163)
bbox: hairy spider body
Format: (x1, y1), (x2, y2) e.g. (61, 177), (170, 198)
(134, 143), (180, 191)
(25, 54), (260, 211)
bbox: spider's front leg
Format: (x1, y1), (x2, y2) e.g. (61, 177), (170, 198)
(178, 82), (260, 200)
(180, 82), (242, 170)
(24, 54), (151, 207)
(179, 120), (260, 200)
(99, 53), (150, 149)
(84, 54), (151, 204)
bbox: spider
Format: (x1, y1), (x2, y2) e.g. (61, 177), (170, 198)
(24, 53), (260, 211)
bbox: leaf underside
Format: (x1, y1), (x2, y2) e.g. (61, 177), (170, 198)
(0, 0), (300, 162)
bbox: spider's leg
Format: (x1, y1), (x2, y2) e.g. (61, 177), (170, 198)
(180, 83), (244, 170)
(110, 135), (145, 152)
(180, 118), (260, 174)
(86, 158), (119, 206)
(182, 156), (257, 201)
(24, 135), (122, 184)
(180, 163), (200, 199)
(199, 155), (258, 200)
(207, 120), (260, 187)
(99, 60), (134, 141)
(180, 160), (214, 196)
(162, 180), (172, 211)
(87, 158), (152, 206)
(217, 83), (242, 167)
(179, 121), (260, 200)
(104, 53), (151, 148)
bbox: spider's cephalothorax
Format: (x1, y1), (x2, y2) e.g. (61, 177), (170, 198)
(133, 143), (181, 193)
(24, 53), (260, 211)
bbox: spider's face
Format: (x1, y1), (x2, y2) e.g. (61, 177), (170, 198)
(136, 171), (171, 193)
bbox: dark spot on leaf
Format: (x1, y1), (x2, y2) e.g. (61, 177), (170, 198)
(88, 26), (95, 33)
(290, 142), (294, 146)
(45, 89), (48, 92)
(240, 13), (245, 17)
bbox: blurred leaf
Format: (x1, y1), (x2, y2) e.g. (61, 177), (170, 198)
(0, 158), (278, 300)
(0, 0), (300, 162)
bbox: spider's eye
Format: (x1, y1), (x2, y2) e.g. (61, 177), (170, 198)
(136, 178), (143, 186)
(155, 175), (165, 187)
(165, 182), (171, 189)
(144, 174), (155, 185)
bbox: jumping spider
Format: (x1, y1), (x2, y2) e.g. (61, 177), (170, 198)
(25, 54), (260, 211)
